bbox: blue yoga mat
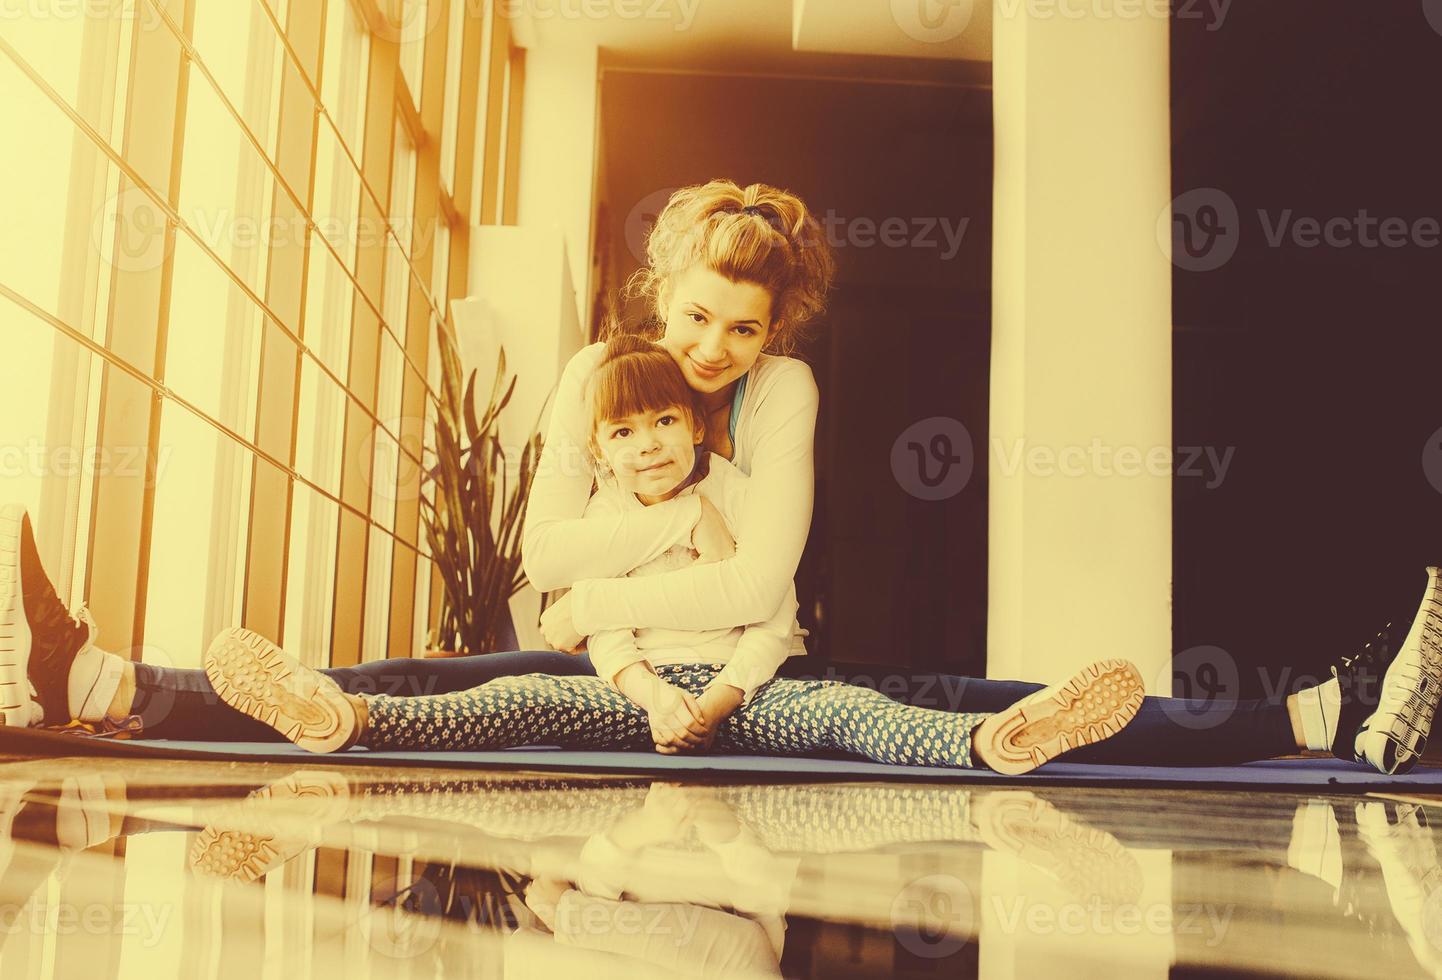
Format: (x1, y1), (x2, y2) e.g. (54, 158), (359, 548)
(3, 725), (1441, 790)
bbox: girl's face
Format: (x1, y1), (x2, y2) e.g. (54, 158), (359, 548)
(594, 404), (704, 503)
(659, 264), (776, 401)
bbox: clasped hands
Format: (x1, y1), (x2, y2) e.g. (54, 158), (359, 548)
(616, 661), (744, 755)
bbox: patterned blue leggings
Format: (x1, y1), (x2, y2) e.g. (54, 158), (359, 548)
(364, 664), (992, 769)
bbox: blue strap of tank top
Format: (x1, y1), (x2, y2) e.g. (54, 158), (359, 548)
(728, 372), (749, 446)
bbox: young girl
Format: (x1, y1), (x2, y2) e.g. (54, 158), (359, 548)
(198, 336), (1148, 774)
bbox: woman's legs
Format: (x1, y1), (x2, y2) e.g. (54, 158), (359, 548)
(132, 649), (596, 741)
(800, 666), (1300, 766)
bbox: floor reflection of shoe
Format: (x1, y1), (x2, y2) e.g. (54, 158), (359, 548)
(189, 770), (351, 882)
(204, 627), (358, 753)
(973, 660), (1146, 775)
(0, 504), (94, 727)
(1352, 567), (1442, 775)
(53, 774), (124, 851)
(1355, 800), (1442, 976)
(971, 790), (1145, 906)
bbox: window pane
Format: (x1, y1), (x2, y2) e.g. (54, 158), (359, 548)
(145, 406), (253, 669)
(284, 483), (339, 666)
(294, 356), (348, 497)
(322, 0), (370, 153)
(164, 236), (265, 427)
(0, 305), (60, 514)
(189, 0), (286, 160)
(439, 0), (464, 192)
(399, 0), (429, 108)
(361, 526), (394, 661)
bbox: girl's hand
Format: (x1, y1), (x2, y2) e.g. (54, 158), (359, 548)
(540, 592), (586, 653)
(691, 495), (736, 564)
(523, 876), (571, 932)
(647, 683), (709, 754)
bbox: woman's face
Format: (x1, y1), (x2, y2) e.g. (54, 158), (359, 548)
(659, 264), (776, 399)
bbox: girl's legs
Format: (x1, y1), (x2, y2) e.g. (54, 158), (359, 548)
(362, 673), (652, 752)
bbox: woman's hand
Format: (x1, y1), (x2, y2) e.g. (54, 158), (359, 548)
(539, 592), (586, 653)
(691, 495), (736, 564)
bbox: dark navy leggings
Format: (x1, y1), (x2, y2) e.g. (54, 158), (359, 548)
(132, 650), (1298, 766)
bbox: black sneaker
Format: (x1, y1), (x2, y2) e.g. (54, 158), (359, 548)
(1339, 567), (1442, 775)
(1329, 616), (1412, 762)
(0, 504), (94, 727)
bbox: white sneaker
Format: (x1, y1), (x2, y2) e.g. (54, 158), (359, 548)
(1354, 566), (1442, 775)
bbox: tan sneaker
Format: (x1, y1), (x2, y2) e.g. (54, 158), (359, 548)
(973, 659), (1145, 775)
(190, 770), (351, 881)
(204, 627), (362, 754)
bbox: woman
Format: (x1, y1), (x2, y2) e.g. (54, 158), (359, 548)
(3, 179), (1439, 774)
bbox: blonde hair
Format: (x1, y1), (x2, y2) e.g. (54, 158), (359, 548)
(626, 179), (836, 355)
(587, 335), (703, 450)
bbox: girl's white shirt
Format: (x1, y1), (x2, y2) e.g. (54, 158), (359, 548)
(583, 453), (807, 703)
(521, 340), (819, 638)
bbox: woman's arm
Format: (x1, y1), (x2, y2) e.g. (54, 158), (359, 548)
(521, 343), (702, 593)
(567, 360), (818, 634)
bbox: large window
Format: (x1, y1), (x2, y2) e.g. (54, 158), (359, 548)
(0, 0), (512, 670)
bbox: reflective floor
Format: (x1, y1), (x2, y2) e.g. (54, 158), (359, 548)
(1, 757), (1440, 979)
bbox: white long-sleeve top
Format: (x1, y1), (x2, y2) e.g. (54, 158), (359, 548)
(585, 454), (807, 703)
(521, 341), (818, 636)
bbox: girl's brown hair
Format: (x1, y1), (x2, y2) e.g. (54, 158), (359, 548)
(626, 179), (836, 355)
(587, 335), (703, 444)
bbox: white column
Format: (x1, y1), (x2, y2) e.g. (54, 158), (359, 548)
(988, 1), (1174, 691)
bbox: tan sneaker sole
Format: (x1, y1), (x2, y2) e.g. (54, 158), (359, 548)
(971, 790), (1144, 905)
(204, 627), (356, 754)
(0, 504), (33, 727)
(974, 659), (1145, 775)
(190, 770), (351, 881)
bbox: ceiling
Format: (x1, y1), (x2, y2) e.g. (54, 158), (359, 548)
(511, 0), (992, 86)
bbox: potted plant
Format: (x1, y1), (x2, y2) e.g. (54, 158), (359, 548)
(420, 323), (543, 656)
